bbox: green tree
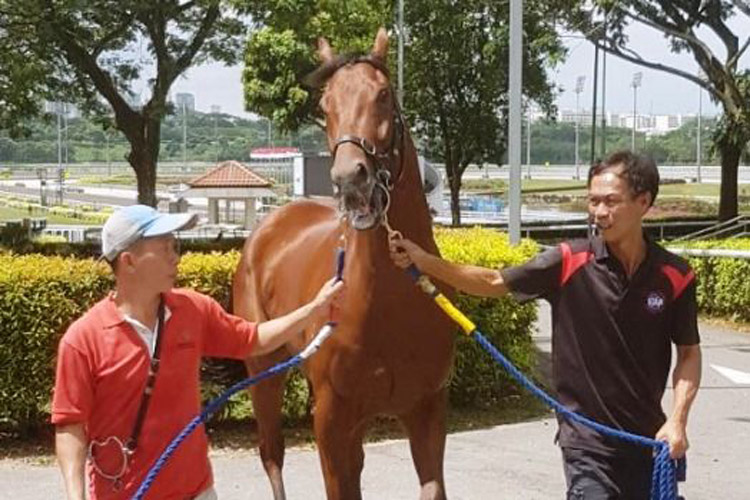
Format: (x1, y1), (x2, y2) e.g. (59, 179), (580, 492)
(405, 0), (574, 224)
(583, 1), (750, 220)
(241, 0), (390, 130)
(241, 0), (579, 225)
(0, 0), (245, 205)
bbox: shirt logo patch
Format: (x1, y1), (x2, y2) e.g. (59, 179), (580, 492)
(646, 291), (666, 314)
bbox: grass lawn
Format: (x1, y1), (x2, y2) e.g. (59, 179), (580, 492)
(464, 178), (744, 199)
(0, 206), (99, 225)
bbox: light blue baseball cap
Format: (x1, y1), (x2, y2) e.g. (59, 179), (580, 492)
(101, 204), (198, 262)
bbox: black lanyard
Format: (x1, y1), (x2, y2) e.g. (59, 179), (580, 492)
(125, 295), (166, 453)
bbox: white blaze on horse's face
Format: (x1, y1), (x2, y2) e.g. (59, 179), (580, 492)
(318, 29), (395, 231)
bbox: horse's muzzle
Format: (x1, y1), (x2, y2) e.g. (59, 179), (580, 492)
(337, 178), (385, 230)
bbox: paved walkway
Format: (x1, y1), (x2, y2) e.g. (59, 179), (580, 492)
(2, 307), (748, 499)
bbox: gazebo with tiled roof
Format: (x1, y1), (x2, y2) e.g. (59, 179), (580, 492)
(185, 160), (276, 229)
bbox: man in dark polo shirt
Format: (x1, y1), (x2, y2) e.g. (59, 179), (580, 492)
(389, 150), (701, 499)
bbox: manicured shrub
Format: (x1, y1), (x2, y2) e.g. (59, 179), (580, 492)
(676, 238), (750, 323)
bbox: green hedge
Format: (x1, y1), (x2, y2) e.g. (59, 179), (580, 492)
(1, 228), (538, 433)
(435, 228), (539, 406)
(2, 237), (248, 259)
(0, 255), (114, 434)
(673, 238), (750, 323)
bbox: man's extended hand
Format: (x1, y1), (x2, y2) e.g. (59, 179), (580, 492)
(311, 277), (346, 317)
(655, 418), (689, 459)
(388, 237), (428, 269)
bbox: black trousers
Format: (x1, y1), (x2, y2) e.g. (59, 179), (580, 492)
(562, 446), (653, 500)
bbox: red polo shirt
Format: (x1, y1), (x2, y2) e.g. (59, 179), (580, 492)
(52, 289), (257, 500)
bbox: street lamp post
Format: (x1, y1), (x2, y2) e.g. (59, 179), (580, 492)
(37, 168), (47, 206)
(397, 0), (404, 107)
(56, 103), (62, 171)
(507, 0), (522, 245)
(211, 105), (221, 162)
(526, 107), (532, 179)
(697, 76), (703, 183)
(182, 100), (187, 172)
(106, 132), (111, 177)
(631, 72), (642, 151)
(575, 76), (585, 180)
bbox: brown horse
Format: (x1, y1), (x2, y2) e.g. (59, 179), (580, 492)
(232, 28), (455, 499)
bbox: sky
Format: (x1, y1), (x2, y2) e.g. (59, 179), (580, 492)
(164, 13), (749, 119)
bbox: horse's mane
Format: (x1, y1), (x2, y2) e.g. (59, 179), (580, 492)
(304, 53), (390, 90)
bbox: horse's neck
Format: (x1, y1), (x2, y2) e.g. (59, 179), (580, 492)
(388, 137), (434, 245)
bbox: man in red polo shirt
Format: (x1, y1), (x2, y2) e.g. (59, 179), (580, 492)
(390, 151), (701, 499)
(53, 204), (344, 500)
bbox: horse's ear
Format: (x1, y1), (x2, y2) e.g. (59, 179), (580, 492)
(318, 37), (335, 64)
(372, 27), (389, 62)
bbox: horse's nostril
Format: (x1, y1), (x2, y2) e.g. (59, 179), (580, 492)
(355, 162), (368, 182)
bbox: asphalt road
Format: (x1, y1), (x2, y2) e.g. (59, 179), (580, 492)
(1, 305), (748, 499)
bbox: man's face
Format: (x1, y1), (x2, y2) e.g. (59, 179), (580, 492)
(119, 234), (180, 293)
(587, 167), (651, 244)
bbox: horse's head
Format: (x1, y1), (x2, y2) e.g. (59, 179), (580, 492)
(308, 28), (404, 230)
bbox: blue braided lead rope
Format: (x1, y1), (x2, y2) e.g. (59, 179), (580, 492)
(472, 331), (678, 500)
(131, 352), (305, 500)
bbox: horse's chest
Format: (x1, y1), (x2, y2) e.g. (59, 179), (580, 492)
(324, 323), (453, 410)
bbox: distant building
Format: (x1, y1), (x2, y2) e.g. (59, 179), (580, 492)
(250, 147), (301, 159)
(549, 109), (707, 136)
(557, 109), (599, 127)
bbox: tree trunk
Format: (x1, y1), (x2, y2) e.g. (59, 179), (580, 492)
(448, 165), (462, 226)
(131, 150), (158, 207)
(718, 142), (741, 221)
(125, 115), (162, 207)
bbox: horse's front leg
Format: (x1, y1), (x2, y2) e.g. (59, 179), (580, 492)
(245, 349), (290, 500)
(399, 387), (449, 500)
(313, 383), (367, 500)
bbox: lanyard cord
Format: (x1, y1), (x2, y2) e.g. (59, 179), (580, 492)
(126, 295), (166, 452)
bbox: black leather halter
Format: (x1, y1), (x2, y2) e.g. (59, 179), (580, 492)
(325, 56), (407, 191)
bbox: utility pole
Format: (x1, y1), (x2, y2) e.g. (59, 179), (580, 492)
(631, 72), (642, 151)
(508, 0), (523, 245)
(575, 76), (585, 180)
(590, 42), (599, 167)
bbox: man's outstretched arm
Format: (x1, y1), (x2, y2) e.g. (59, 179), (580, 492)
(389, 238), (508, 298)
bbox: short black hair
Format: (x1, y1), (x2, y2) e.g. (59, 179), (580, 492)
(587, 150), (659, 207)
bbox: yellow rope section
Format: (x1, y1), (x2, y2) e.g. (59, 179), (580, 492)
(434, 294), (477, 335)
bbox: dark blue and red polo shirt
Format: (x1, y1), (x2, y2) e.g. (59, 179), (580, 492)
(501, 235), (700, 454)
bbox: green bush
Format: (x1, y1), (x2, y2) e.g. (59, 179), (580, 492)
(435, 227), (539, 407)
(0, 254), (113, 435)
(0, 230), (538, 433)
(3, 237), (247, 259)
(674, 239), (750, 323)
